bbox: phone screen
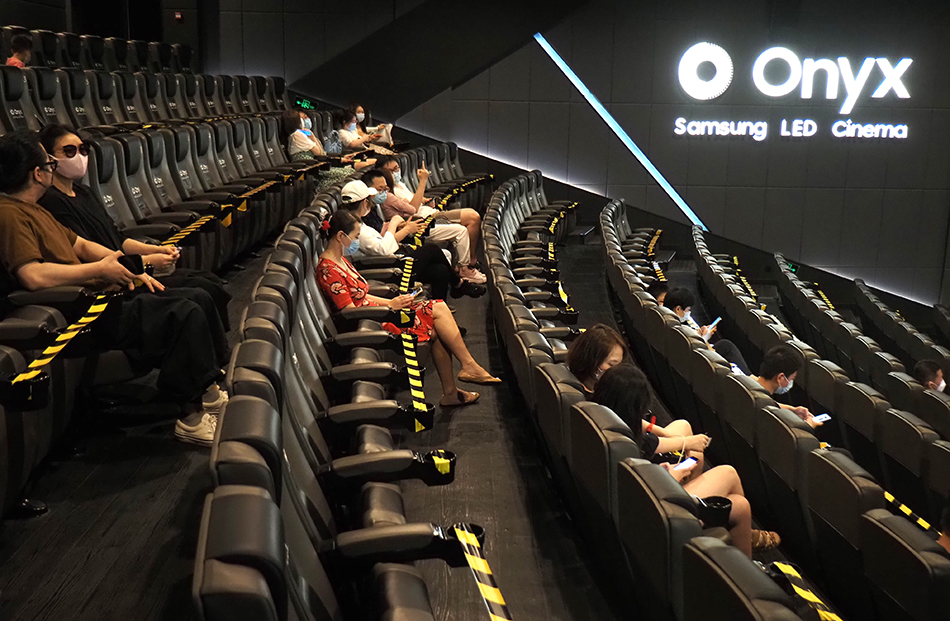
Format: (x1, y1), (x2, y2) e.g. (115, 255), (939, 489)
(674, 457), (698, 471)
(709, 316), (722, 329)
(410, 287), (423, 297)
(813, 413), (832, 423)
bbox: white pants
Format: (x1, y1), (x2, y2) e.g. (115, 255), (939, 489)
(426, 222), (470, 266)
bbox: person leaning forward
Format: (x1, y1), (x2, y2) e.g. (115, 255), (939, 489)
(0, 130), (227, 447)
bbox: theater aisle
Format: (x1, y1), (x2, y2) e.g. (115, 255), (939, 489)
(0, 255), (267, 621)
(397, 286), (624, 620)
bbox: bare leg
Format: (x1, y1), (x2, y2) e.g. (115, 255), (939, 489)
(726, 494), (752, 558)
(684, 465), (751, 557)
(431, 301), (493, 377)
(432, 335), (478, 405)
(460, 209), (481, 264)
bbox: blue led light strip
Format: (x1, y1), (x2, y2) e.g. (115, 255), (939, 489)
(533, 32), (707, 230)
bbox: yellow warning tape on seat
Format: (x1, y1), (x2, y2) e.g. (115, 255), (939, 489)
(12, 294), (111, 384)
(454, 524), (513, 621)
(772, 562), (843, 621)
(814, 285), (836, 310)
(407, 216), (436, 250)
(398, 332), (429, 431)
(399, 257), (415, 292)
(885, 491), (941, 534)
(160, 214), (217, 246)
(547, 243), (555, 262)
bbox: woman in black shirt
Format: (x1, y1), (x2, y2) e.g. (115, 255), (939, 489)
(592, 364), (780, 556)
(37, 125), (231, 330)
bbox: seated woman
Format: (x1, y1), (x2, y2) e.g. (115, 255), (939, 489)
(280, 110), (374, 194)
(337, 180), (483, 301)
(362, 167), (485, 284)
(567, 323), (703, 448)
(316, 208), (499, 408)
(37, 124), (232, 330)
(338, 108), (393, 155)
(662, 287), (752, 375)
(593, 363), (781, 556)
(347, 104), (394, 146)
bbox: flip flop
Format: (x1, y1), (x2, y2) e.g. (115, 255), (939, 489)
(456, 372), (502, 385)
(751, 529), (782, 552)
(439, 389), (480, 407)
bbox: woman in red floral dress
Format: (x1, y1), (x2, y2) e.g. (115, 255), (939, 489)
(317, 206), (498, 407)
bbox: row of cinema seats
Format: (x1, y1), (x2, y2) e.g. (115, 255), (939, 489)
(481, 176), (817, 621)
(192, 178), (495, 620)
(605, 209), (950, 620)
(771, 254), (950, 506)
(2, 24), (194, 73)
(0, 66), (293, 132)
(852, 278), (950, 374)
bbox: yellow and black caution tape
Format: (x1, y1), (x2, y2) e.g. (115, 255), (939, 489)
(547, 210), (567, 234)
(12, 294), (111, 384)
(772, 562), (842, 621)
(398, 257), (415, 292)
(399, 331), (429, 432)
(160, 214), (217, 246)
(556, 282), (575, 313)
(547, 243), (556, 262)
(731, 257), (758, 301)
(885, 491), (941, 535)
(652, 261), (667, 282)
(454, 524), (513, 621)
(646, 229), (662, 256)
(814, 285), (835, 310)
(407, 216), (436, 250)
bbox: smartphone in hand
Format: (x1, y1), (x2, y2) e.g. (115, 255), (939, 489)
(674, 457), (698, 471)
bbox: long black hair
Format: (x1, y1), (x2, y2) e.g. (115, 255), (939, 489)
(566, 323), (629, 388)
(325, 208), (360, 241)
(591, 363), (652, 439)
(0, 130), (47, 194)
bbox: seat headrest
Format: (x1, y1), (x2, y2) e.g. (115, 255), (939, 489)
(115, 71), (136, 98)
(142, 131), (165, 167)
(219, 75), (234, 95)
(198, 486), (286, 621)
(180, 73), (198, 96)
(194, 125), (212, 156)
(138, 72), (158, 97)
(63, 68), (87, 98)
(201, 75), (216, 97)
(236, 75), (251, 96)
(94, 71), (114, 98)
(212, 395), (282, 498)
(92, 140), (116, 182)
(573, 402), (638, 441)
(33, 68), (58, 100)
(232, 121), (246, 146)
(0, 66), (25, 100)
(116, 134), (143, 174)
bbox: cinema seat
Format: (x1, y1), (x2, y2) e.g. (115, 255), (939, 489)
(880, 408), (939, 522)
(193, 486), (439, 621)
(0, 66), (44, 132)
(838, 382), (890, 480)
(861, 509), (950, 621)
(918, 389), (950, 441)
(682, 537), (802, 621)
(807, 448), (884, 620)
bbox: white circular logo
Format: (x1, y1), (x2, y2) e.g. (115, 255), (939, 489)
(678, 42), (734, 100)
(752, 47), (802, 97)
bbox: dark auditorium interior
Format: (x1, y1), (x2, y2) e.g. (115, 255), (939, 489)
(1, 0), (950, 619)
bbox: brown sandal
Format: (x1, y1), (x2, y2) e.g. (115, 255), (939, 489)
(751, 529), (781, 552)
(439, 389), (480, 407)
(456, 372), (501, 385)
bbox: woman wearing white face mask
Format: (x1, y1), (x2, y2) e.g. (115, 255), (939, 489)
(337, 110), (394, 155)
(281, 110), (374, 193)
(37, 124), (232, 330)
(347, 104), (394, 146)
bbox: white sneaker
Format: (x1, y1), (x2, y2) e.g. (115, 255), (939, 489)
(203, 388), (229, 416)
(174, 412), (218, 447)
(460, 266), (487, 284)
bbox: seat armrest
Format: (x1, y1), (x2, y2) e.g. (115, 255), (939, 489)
(329, 361), (402, 384)
(337, 306), (413, 326)
(540, 326), (581, 340)
(329, 523), (469, 567)
(122, 223), (180, 238)
(143, 212), (197, 225)
(167, 200), (224, 216)
(321, 449), (456, 487)
(321, 400), (435, 431)
(352, 255), (405, 269)
(359, 268), (401, 284)
(331, 330), (400, 350)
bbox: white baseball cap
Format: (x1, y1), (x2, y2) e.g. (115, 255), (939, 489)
(341, 180), (376, 204)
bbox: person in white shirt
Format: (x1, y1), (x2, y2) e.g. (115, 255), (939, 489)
(348, 104), (394, 145)
(337, 109), (394, 155)
(373, 155), (485, 283)
(281, 110), (375, 192)
(361, 168), (486, 284)
(337, 180), (485, 301)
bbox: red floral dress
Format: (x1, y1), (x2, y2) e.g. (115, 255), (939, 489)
(317, 256), (436, 342)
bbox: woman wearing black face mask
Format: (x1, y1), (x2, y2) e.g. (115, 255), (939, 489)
(36, 124), (232, 332)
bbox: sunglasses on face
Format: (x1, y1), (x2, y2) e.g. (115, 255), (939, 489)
(59, 143), (90, 158)
(38, 159), (58, 172)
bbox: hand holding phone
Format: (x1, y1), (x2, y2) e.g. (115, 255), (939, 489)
(674, 457), (698, 471)
(410, 287), (423, 298)
(813, 413), (832, 423)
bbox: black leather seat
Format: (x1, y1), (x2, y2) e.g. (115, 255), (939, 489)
(0, 66), (43, 132)
(807, 448), (884, 620)
(880, 408), (940, 524)
(918, 388), (950, 441)
(861, 508), (950, 621)
(682, 537), (803, 621)
(24, 67), (75, 126)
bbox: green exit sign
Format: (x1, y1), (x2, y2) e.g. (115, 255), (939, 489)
(295, 98), (316, 110)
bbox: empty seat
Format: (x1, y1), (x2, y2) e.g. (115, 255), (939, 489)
(57, 32), (82, 69)
(79, 34), (105, 70)
(0, 66), (43, 132)
(24, 67), (75, 126)
(104, 37), (130, 71)
(682, 537), (803, 621)
(31, 30), (60, 69)
(861, 509), (950, 621)
(918, 389), (950, 440)
(838, 382), (890, 480)
(880, 408), (939, 523)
